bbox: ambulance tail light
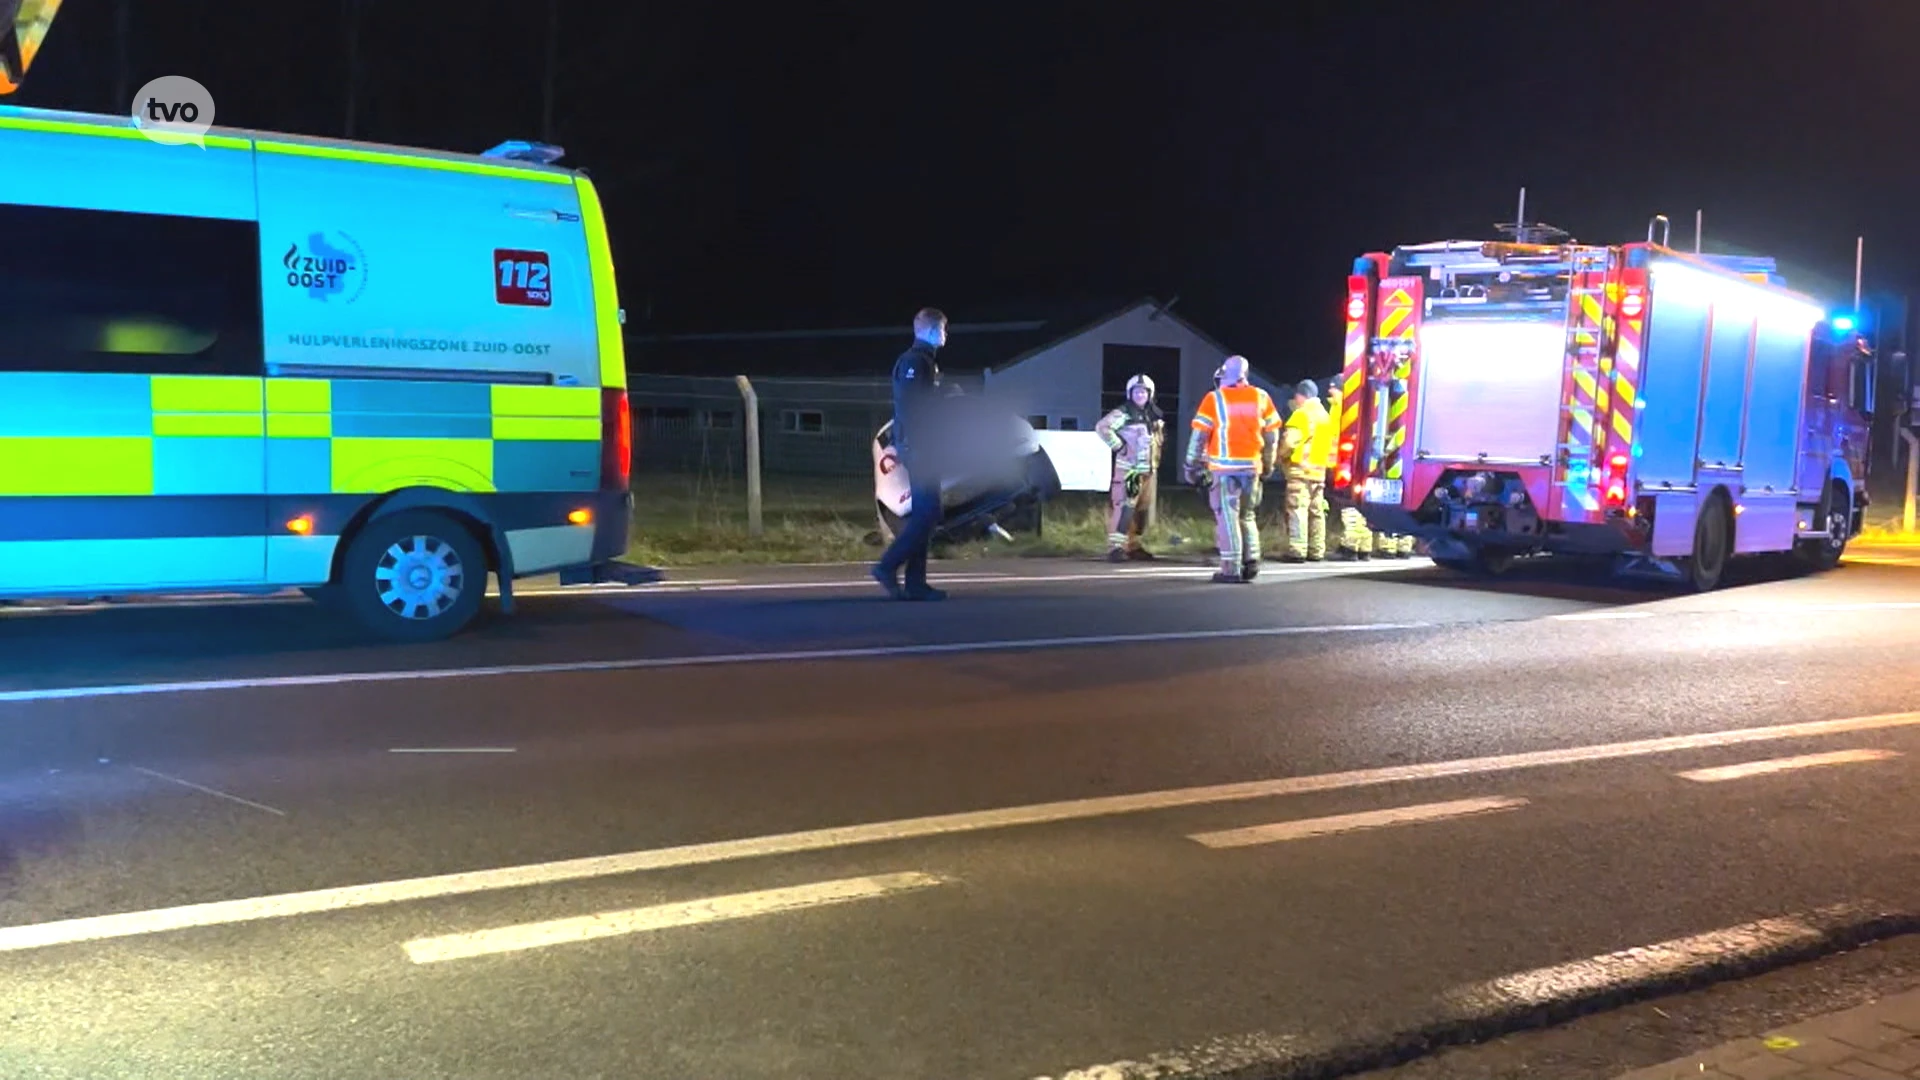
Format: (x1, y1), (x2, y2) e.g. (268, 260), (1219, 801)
(1335, 439), (1356, 488)
(601, 388), (632, 491)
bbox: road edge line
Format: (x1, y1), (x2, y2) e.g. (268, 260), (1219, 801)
(1029, 904), (1920, 1080)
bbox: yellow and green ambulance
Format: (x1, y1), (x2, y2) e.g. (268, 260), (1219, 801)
(0, 105), (636, 640)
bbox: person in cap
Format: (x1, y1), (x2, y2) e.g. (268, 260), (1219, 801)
(872, 308), (951, 601)
(1095, 374), (1166, 561)
(1185, 355), (1281, 583)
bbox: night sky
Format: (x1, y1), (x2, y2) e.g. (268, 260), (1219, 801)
(12, 1), (1915, 384)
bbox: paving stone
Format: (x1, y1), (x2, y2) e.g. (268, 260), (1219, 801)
(1832, 1059), (1909, 1080)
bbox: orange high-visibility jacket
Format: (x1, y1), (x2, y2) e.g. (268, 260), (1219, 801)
(1191, 383), (1281, 472)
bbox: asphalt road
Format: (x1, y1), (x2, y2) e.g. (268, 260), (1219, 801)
(4, 547), (1920, 1079)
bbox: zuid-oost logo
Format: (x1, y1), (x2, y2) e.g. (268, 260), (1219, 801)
(131, 76), (215, 149)
(283, 232), (368, 304)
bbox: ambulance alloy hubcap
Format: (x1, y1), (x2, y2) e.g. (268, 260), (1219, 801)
(375, 535), (465, 620)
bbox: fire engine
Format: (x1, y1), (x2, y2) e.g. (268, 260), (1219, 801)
(1334, 214), (1875, 591)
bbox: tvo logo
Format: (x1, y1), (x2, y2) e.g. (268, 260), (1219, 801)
(131, 76), (215, 149)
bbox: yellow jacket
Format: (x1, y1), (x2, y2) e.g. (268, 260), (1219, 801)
(1283, 397), (1332, 470)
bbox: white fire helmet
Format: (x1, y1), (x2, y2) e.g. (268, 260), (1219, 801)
(1125, 374), (1155, 401)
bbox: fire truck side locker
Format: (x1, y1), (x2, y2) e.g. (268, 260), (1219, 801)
(1634, 256), (1828, 560)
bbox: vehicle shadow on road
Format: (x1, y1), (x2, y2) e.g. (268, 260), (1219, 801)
(1354, 555), (1807, 603)
(0, 595), (681, 687)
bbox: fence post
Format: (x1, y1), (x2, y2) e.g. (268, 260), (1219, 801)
(735, 375), (762, 537)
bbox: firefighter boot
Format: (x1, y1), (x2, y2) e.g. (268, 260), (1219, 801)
(1242, 560), (1260, 581)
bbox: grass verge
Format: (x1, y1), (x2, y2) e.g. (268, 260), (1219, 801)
(625, 472), (1323, 567)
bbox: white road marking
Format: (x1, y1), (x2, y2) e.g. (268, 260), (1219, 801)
(1447, 909), (1835, 1013)
(0, 562), (1379, 616)
(0, 620), (1430, 704)
(386, 747), (517, 755)
(400, 871), (947, 964)
(3, 710), (1917, 954)
(1188, 796), (1528, 848)
(1675, 747), (1901, 783)
(1550, 610), (1653, 621)
(128, 766), (286, 817)
(1736, 601), (1920, 614)
(1031, 1031), (1304, 1080)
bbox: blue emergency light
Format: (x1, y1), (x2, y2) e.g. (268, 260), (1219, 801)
(1833, 314), (1857, 332)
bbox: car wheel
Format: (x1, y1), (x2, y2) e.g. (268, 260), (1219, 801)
(339, 509), (487, 642)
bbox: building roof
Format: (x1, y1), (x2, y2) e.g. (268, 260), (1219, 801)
(986, 297), (1235, 374)
(625, 296), (1235, 378)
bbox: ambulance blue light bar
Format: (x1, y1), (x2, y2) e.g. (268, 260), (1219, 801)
(482, 140), (565, 165)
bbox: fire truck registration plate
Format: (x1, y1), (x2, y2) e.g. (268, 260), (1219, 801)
(1362, 478), (1402, 504)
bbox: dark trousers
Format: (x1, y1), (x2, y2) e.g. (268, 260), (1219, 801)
(877, 481), (941, 590)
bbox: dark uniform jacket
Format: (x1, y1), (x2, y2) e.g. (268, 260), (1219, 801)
(890, 339), (942, 474)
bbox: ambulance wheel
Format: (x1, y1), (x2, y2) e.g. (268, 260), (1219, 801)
(339, 510), (487, 642)
(1685, 491), (1733, 592)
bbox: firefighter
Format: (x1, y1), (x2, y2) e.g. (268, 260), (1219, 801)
(1279, 379), (1332, 563)
(1185, 354), (1282, 583)
(1095, 374), (1165, 562)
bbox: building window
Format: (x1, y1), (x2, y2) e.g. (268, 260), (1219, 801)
(1027, 415), (1048, 430)
(1058, 416), (1081, 431)
(0, 202), (263, 376)
(781, 409), (825, 435)
(703, 410), (735, 430)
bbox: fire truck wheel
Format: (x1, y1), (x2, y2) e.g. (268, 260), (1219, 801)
(1433, 549), (1514, 577)
(1685, 491), (1733, 592)
(1792, 481), (1849, 573)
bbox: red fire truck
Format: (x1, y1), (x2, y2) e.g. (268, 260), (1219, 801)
(1334, 217), (1875, 590)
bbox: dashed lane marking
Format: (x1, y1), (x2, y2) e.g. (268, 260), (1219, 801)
(400, 871), (948, 964)
(1675, 747), (1902, 783)
(1188, 796), (1528, 848)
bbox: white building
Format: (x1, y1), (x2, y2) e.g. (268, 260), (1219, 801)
(982, 297), (1285, 475)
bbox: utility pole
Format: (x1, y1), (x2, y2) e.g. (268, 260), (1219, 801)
(541, 0), (559, 143)
(1855, 236), (1864, 313)
(1694, 209), (1702, 254)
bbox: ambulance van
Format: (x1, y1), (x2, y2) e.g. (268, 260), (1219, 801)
(0, 106), (635, 640)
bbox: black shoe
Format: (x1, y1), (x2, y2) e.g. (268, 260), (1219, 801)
(1306, 554), (1326, 562)
(1210, 570), (1243, 584)
(1126, 547), (1158, 562)
(870, 565), (904, 600)
(904, 585), (947, 601)
(1242, 560), (1260, 581)
(1331, 550), (1358, 562)
(1279, 554), (1307, 564)
(1106, 548), (1127, 563)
